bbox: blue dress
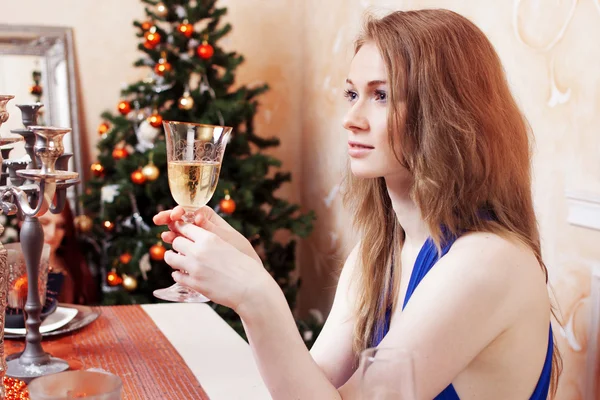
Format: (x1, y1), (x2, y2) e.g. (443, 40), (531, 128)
(371, 234), (553, 399)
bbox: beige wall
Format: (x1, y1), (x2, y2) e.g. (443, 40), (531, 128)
(2, 0), (600, 397)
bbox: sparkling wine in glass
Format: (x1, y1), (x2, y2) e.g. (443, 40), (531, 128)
(153, 121), (232, 303)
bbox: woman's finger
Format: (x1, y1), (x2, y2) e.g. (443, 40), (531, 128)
(153, 210), (174, 225)
(172, 271), (204, 293)
(161, 231), (177, 244)
(171, 236), (195, 256)
(174, 221), (214, 243)
(169, 206), (187, 222)
(163, 250), (189, 272)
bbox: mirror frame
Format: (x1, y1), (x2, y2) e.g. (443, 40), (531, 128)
(0, 24), (84, 214)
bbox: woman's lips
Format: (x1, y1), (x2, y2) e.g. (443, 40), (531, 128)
(348, 141), (374, 158)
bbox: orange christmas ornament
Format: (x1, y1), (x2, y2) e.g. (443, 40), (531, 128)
(177, 20), (194, 37)
(154, 52), (172, 76)
(119, 253), (132, 264)
(90, 162), (105, 177)
(219, 191), (236, 215)
(117, 100), (131, 115)
(149, 242), (166, 261)
(131, 169), (147, 185)
(196, 41), (214, 59)
(148, 112), (163, 128)
(141, 21), (153, 31)
(107, 269), (122, 286)
(144, 28), (161, 50)
(98, 122), (110, 135)
(112, 147), (128, 160)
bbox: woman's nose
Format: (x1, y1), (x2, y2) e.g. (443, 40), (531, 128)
(343, 103), (369, 132)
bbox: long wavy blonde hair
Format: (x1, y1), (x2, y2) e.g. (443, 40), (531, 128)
(343, 9), (561, 395)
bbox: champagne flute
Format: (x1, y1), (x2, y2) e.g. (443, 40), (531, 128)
(153, 120), (232, 303)
(359, 347), (417, 399)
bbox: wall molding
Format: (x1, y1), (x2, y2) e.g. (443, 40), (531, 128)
(566, 191), (600, 231)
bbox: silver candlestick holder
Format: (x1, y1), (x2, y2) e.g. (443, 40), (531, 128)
(0, 95), (79, 382)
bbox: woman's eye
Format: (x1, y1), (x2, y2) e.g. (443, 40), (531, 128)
(344, 89), (357, 102)
(375, 90), (387, 102)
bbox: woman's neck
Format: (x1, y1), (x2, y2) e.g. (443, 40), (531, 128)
(385, 176), (430, 248)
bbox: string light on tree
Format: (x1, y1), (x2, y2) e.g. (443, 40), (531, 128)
(107, 269), (122, 286)
(117, 100), (131, 115)
(131, 169), (147, 185)
(149, 242), (166, 261)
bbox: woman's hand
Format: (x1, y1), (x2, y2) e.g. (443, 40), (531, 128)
(162, 220), (273, 312)
(153, 205), (261, 264)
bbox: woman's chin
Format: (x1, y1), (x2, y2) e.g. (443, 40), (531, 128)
(350, 165), (379, 179)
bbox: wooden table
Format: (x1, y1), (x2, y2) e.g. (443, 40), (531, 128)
(6, 303), (270, 400)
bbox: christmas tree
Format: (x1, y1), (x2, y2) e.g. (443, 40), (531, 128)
(79, 0), (320, 344)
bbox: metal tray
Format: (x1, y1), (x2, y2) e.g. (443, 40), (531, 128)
(4, 304), (100, 340)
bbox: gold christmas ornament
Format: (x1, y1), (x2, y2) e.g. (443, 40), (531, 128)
(155, 2), (168, 17)
(178, 91), (194, 110)
(122, 274), (138, 291)
(142, 163), (160, 181)
(74, 215), (93, 233)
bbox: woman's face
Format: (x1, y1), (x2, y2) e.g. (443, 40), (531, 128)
(39, 211), (66, 254)
(343, 42), (408, 182)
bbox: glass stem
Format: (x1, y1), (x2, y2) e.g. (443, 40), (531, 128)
(182, 211), (195, 224)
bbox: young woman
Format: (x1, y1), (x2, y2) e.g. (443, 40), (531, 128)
(154, 9), (560, 399)
(39, 202), (98, 305)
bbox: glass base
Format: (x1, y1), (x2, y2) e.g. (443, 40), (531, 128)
(153, 283), (210, 303)
(6, 356), (69, 383)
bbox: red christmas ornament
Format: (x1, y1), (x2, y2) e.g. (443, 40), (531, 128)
(107, 269), (122, 286)
(119, 253), (132, 264)
(112, 147), (128, 160)
(144, 29), (161, 50)
(141, 21), (153, 31)
(219, 192), (236, 215)
(90, 162), (105, 177)
(98, 122), (110, 135)
(196, 41), (214, 59)
(177, 21), (194, 38)
(148, 113), (163, 128)
(131, 169), (147, 185)
(117, 100), (131, 115)
(150, 243), (166, 261)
